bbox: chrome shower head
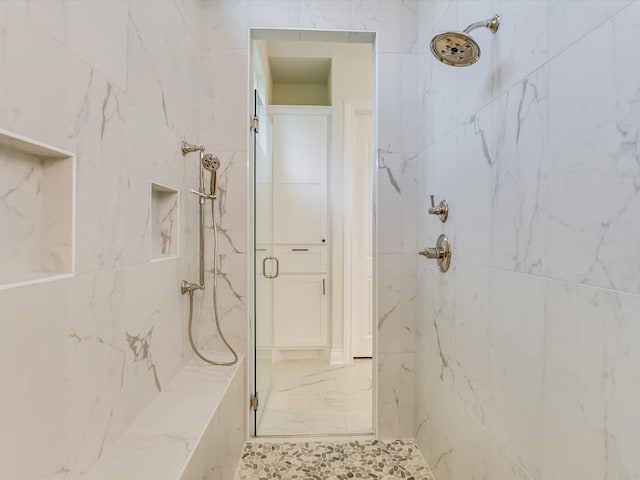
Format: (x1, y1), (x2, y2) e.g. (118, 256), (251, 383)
(431, 32), (480, 67)
(431, 14), (500, 67)
(202, 153), (221, 198)
(201, 153), (220, 172)
(181, 141), (205, 156)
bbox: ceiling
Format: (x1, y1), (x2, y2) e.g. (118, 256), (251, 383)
(269, 56), (331, 85)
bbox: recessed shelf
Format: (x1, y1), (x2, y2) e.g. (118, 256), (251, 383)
(150, 182), (179, 261)
(0, 129), (75, 290)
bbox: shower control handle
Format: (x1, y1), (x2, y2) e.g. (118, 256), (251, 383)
(419, 234), (452, 272)
(428, 195), (449, 222)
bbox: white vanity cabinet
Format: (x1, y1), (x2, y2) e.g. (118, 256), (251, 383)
(268, 106), (330, 350)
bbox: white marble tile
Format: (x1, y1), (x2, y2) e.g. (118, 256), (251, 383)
(378, 254), (416, 354)
(378, 53), (403, 154)
(487, 270), (545, 478)
(420, 127), (457, 250)
(490, 1), (549, 97)
(377, 352), (415, 439)
(542, 281), (608, 480)
(203, 150), (248, 255)
(378, 54), (419, 154)
(258, 359), (372, 436)
(66, 269), (128, 476)
(128, 0), (199, 134)
(83, 432), (196, 480)
(199, 49), (249, 152)
(545, 3), (640, 294)
(377, 153), (418, 254)
(24, 0), (65, 44)
(200, 0), (249, 50)
(215, 367), (246, 478)
(451, 262), (490, 424)
(64, 0), (129, 90)
(248, 0), (301, 28)
(0, 279), (71, 480)
(548, 0), (633, 58)
(0, 4), (76, 151)
(542, 281), (640, 479)
(450, 397), (534, 480)
(420, 258), (456, 388)
(455, 102), (493, 266)
(454, 0), (495, 121)
(195, 252), (247, 356)
(414, 366), (455, 480)
(71, 71), (131, 274)
(420, 1), (459, 146)
(350, 0), (418, 54)
(491, 65), (548, 275)
(299, 0), (352, 30)
(604, 289), (640, 478)
(173, 0), (201, 40)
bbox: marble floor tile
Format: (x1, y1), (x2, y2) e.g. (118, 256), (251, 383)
(258, 359), (373, 436)
(235, 439), (434, 480)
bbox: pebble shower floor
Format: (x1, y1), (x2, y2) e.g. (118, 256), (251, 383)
(234, 439), (434, 480)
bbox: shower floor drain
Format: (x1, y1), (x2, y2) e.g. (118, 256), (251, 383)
(234, 439), (434, 480)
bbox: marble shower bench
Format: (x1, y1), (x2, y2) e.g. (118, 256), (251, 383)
(83, 355), (245, 480)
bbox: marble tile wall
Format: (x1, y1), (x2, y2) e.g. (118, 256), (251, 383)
(0, 1), (202, 478)
(198, 0), (419, 439)
(415, 1), (640, 479)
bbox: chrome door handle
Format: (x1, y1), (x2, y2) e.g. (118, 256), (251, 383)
(262, 256), (279, 279)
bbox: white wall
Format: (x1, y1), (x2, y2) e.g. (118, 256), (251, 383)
(416, 1), (640, 479)
(0, 1), (202, 478)
(199, 0), (419, 439)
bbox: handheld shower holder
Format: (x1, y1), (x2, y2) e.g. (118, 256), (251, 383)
(181, 141), (205, 156)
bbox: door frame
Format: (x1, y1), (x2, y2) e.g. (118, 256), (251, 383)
(247, 28), (379, 439)
(342, 100), (373, 363)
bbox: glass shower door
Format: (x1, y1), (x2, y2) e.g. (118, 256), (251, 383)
(253, 90), (273, 434)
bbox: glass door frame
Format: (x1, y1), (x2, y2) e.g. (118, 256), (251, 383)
(246, 28), (379, 439)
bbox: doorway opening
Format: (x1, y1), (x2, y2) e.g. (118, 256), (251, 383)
(248, 29), (377, 437)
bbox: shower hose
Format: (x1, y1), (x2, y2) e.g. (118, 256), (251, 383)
(186, 199), (238, 366)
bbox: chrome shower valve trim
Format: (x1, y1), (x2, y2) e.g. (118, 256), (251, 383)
(428, 195), (449, 222)
(419, 234), (452, 273)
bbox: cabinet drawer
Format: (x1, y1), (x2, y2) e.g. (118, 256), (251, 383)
(273, 245), (327, 273)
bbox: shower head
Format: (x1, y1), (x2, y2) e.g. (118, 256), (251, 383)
(201, 153), (220, 172)
(430, 14), (500, 67)
(202, 153), (221, 198)
(181, 141), (205, 156)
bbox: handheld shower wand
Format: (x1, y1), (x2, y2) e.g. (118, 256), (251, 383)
(201, 153), (220, 199)
(180, 141), (237, 367)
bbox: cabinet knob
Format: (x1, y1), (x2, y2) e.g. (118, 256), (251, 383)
(322, 239), (326, 243)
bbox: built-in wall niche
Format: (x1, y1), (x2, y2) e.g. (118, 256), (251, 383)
(0, 129), (75, 289)
(150, 182), (179, 260)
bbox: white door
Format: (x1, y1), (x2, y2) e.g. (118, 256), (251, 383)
(350, 109), (373, 358)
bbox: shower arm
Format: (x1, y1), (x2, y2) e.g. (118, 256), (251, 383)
(463, 14), (500, 34)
